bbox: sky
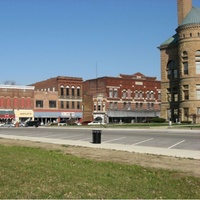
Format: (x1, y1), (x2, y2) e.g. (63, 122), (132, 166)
(1, 0), (200, 85)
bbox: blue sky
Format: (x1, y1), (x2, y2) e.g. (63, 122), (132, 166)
(1, 0), (200, 85)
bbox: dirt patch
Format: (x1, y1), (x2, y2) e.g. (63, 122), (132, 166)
(0, 138), (200, 177)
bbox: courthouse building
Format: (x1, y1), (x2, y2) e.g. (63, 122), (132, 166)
(159, 0), (200, 123)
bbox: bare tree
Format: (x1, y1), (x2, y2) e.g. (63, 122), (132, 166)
(4, 80), (16, 85)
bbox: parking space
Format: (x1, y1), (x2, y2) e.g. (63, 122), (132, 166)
(0, 127), (200, 152)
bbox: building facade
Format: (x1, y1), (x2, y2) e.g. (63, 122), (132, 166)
(159, 0), (200, 123)
(82, 73), (161, 123)
(0, 84), (35, 123)
(30, 76), (83, 124)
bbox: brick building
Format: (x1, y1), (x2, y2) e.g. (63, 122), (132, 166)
(30, 76), (83, 124)
(0, 84), (34, 123)
(159, 0), (200, 123)
(82, 72), (161, 123)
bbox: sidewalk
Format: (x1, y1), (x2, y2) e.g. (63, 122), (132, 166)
(1, 134), (200, 160)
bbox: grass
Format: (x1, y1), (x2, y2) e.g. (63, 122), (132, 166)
(0, 145), (200, 199)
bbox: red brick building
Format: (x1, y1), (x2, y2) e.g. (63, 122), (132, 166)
(82, 73), (161, 123)
(30, 76), (83, 124)
(0, 84), (35, 123)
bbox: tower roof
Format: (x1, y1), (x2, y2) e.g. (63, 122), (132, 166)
(179, 7), (200, 26)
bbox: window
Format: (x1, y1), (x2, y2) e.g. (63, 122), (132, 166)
(135, 91), (138, 99)
(60, 86), (64, 96)
(66, 86), (69, 96)
(151, 103), (154, 109)
(36, 100), (43, 108)
(72, 101), (75, 109)
(182, 51), (188, 75)
(20, 98), (25, 108)
(195, 50), (200, 74)
(122, 90), (126, 98)
(61, 101), (64, 109)
(109, 89), (113, 98)
(136, 103), (138, 109)
(77, 87), (80, 97)
(66, 101), (69, 109)
(98, 105), (101, 111)
(140, 103), (143, 109)
(14, 98), (18, 108)
(49, 100), (56, 108)
(158, 92), (161, 100)
(140, 92), (143, 99)
(71, 86), (75, 96)
(94, 104), (96, 111)
(128, 102), (131, 110)
(26, 98), (31, 108)
(123, 102), (127, 109)
(167, 60), (177, 79)
(196, 85), (200, 99)
(183, 85), (189, 100)
(113, 89), (118, 98)
(109, 102), (113, 109)
(6, 98), (11, 108)
(77, 101), (80, 109)
(183, 62), (188, 75)
(146, 91), (150, 99)
(114, 102), (118, 110)
(150, 92), (154, 99)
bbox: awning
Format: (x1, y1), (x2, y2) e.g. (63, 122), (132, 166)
(34, 111), (82, 118)
(107, 110), (160, 118)
(0, 110), (15, 119)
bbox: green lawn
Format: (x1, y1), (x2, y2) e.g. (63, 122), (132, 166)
(0, 145), (200, 199)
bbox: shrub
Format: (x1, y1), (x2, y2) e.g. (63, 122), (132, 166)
(149, 117), (166, 123)
(181, 121), (192, 124)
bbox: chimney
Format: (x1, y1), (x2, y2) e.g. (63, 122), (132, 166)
(177, 0), (192, 25)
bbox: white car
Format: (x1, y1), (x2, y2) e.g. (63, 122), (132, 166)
(88, 121), (105, 125)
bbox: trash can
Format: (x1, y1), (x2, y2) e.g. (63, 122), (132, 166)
(92, 130), (102, 144)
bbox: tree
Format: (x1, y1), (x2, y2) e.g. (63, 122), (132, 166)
(4, 80), (16, 85)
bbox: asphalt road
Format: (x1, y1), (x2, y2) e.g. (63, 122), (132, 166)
(0, 126), (200, 151)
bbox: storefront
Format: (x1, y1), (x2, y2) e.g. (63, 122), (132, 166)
(34, 111), (83, 125)
(14, 109), (34, 123)
(0, 110), (15, 123)
(107, 110), (160, 123)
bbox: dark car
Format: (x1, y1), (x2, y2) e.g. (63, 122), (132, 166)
(25, 121), (40, 127)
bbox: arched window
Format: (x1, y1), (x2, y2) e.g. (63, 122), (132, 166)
(66, 86), (69, 96)
(167, 60), (176, 79)
(77, 86), (80, 97)
(71, 86), (75, 96)
(60, 85), (64, 96)
(195, 50), (200, 74)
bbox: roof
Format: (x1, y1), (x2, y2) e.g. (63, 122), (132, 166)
(0, 84), (35, 90)
(160, 34), (178, 47)
(160, 6), (200, 47)
(179, 7), (200, 27)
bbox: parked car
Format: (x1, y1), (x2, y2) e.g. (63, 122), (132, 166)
(2, 123), (15, 128)
(25, 121), (40, 127)
(58, 120), (67, 126)
(0, 123), (5, 127)
(88, 121), (105, 125)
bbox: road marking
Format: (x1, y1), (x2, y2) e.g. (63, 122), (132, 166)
(132, 138), (154, 145)
(168, 140), (185, 149)
(79, 137), (91, 141)
(58, 134), (84, 139)
(103, 137), (127, 143)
